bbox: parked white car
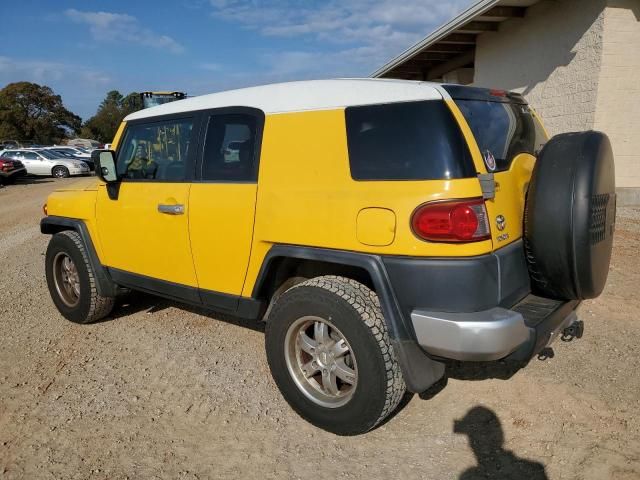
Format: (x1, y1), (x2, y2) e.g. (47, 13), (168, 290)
(0, 149), (89, 178)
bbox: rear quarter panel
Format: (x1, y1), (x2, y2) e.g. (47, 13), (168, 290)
(242, 107), (492, 296)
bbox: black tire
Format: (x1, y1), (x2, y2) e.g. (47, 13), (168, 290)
(524, 131), (616, 300)
(52, 166), (70, 178)
(265, 275), (406, 435)
(45, 230), (115, 323)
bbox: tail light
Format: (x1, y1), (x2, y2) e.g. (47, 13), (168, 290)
(411, 198), (491, 242)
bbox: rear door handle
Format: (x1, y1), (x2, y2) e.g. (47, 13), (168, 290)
(158, 204), (185, 215)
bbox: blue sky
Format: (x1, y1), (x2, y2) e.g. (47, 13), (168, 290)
(0, 0), (473, 119)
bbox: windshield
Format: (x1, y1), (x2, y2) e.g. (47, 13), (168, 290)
(45, 150), (66, 159)
(53, 150), (74, 158)
(143, 95), (181, 109)
(37, 150), (59, 160)
(454, 100), (547, 172)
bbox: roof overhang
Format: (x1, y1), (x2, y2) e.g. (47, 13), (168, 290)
(371, 0), (541, 82)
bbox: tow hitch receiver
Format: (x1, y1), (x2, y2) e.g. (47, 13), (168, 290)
(561, 320), (584, 342)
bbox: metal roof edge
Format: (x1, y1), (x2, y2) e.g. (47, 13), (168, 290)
(370, 0), (501, 78)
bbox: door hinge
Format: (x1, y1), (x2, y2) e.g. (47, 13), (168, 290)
(478, 173), (495, 200)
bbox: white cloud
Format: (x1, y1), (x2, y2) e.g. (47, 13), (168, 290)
(0, 56), (114, 119)
(207, 0), (473, 77)
(65, 9), (185, 54)
(0, 56), (111, 87)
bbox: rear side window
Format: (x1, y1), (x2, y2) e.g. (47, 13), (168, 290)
(201, 114), (258, 182)
(21, 151), (39, 160)
(455, 100), (546, 172)
(345, 101), (474, 181)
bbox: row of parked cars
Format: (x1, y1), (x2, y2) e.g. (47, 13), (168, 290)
(0, 146), (96, 185)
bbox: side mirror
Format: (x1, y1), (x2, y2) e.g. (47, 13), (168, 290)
(93, 150), (118, 183)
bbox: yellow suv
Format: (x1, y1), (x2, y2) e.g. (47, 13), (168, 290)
(42, 79), (616, 435)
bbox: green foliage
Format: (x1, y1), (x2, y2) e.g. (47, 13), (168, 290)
(82, 90), (140, 143)
(0, 82), (81, 144)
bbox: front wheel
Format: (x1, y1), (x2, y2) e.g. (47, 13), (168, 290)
(265, 276), (406, 435)
(52, 166), (70, 178)
(45, 230), (115, 323)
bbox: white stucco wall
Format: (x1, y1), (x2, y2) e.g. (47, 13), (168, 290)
(473, 0), (606, 135)
(594, 1), (640, 188)
(472, 0), (640, 189)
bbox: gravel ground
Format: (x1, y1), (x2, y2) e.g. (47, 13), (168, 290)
(1, 178), (639, 479)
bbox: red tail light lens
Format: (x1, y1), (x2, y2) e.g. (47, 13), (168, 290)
(411, 198), (491, 242)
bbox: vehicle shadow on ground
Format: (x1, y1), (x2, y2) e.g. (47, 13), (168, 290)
(1, 177), (54, 187)
(444, 360), (527, 381)
(15, 177), (55, 185)
(104, 291), (265, 333)
(453, 406), (549, 480)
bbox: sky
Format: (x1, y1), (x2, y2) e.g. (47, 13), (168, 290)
(0, 0), (474, 119)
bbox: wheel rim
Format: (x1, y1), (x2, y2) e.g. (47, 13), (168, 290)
(284, 316), (358, 408)
(54, 168), (66, 178)
(52, 252), (80, 307)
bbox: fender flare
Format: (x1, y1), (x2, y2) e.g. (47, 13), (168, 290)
(253, 245), (445, 393)
(40, 216), (117, 297)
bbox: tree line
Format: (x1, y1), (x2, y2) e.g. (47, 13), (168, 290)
(0, 82), (141, 145)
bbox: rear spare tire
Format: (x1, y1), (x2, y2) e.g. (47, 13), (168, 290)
(524, 131), (616, 300)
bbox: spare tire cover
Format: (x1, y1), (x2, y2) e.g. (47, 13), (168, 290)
(524, 131), (616, 300)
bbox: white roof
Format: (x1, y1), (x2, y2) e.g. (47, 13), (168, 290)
(125, 79), (443, 121)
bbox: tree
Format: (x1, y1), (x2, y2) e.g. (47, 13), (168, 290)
(82, 90), (140, 143)
(0, 82), (81, 144)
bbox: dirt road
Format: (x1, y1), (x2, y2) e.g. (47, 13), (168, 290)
(1, 178), (639, 479)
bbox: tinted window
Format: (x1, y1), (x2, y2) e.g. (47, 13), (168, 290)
(117, 118), (194, 181)
(455, 100), (547, 172)
(201, 114), (258, 181)
(345, 101), (474, 181)
(21, 151), (39, 160)
(52, 149), (75, 158)
(38, 150), (58, 160)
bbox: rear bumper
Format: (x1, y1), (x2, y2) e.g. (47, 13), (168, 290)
(0, 168), (26, 180)
(383, 239), (581, 363)
(411, 296), (580, 361)
(70, 167), (90, 176)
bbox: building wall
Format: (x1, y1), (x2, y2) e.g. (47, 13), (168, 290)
(594, 1), (640, 188)
(473, 0), (606, 136)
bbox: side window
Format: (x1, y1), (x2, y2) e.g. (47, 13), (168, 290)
(22, 151), (39, 160)
(201, 114), (258, 181)
(117, 118), (194, 181)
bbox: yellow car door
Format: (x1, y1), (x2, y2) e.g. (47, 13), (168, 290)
(188, 109), (264, 308)
(95, 115), (199, 295)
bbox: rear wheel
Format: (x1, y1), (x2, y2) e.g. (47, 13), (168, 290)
(45, 231), (115, 323)
(265, 275), (405, 435)
(52, 166), (70, 178)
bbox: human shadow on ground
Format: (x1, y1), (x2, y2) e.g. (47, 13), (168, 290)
(454, 406), (549, 480)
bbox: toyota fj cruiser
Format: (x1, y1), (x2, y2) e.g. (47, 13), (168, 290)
(41, 79), (616, 435)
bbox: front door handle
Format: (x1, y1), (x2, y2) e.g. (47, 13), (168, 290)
(158, 204), (185, 215)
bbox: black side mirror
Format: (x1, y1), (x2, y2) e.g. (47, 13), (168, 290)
(93, 150), (118, 183)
